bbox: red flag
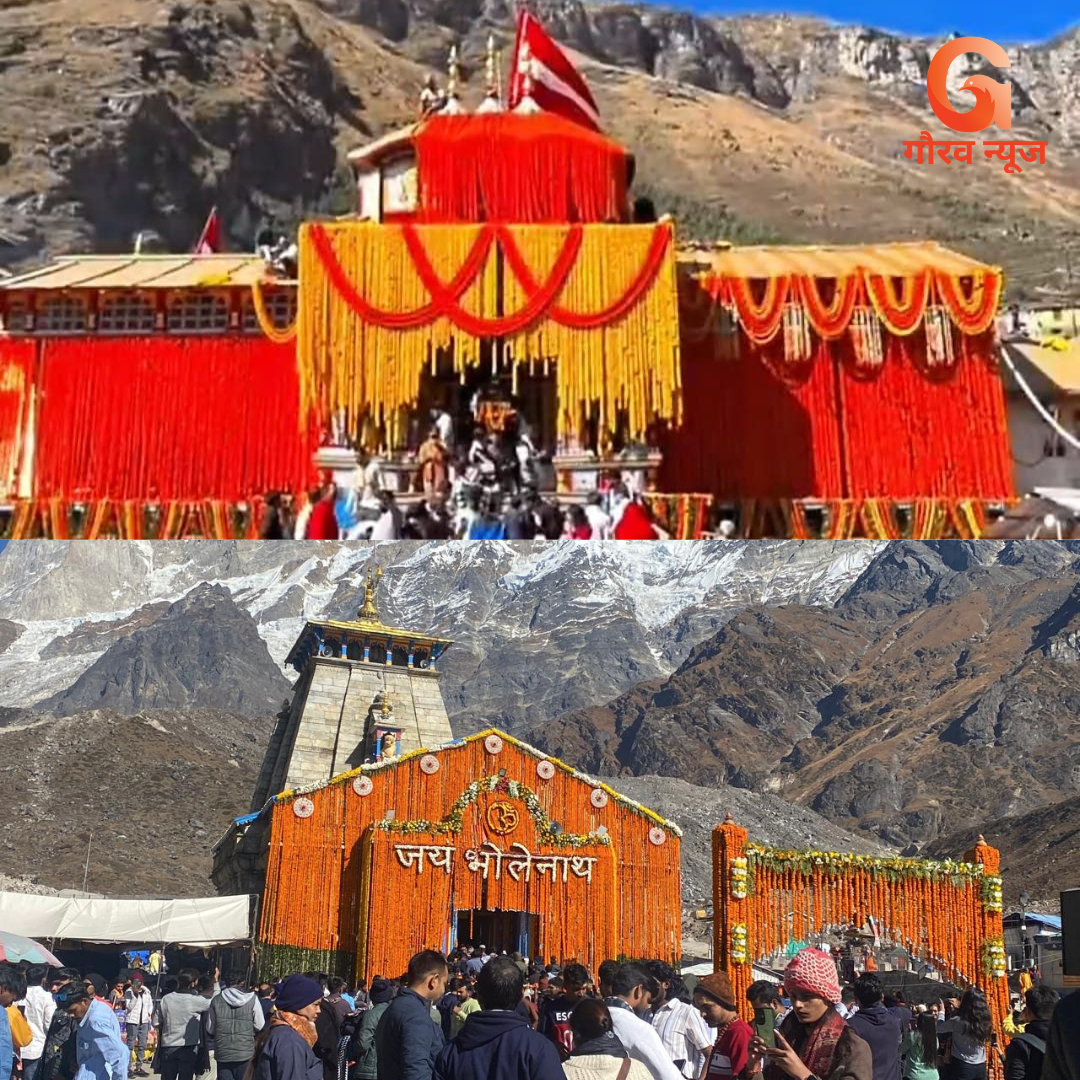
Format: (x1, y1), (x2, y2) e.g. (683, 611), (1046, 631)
(194, 207), (221, 254)
(507, 10), (601, 131)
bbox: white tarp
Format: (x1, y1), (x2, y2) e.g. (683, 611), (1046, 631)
(0, 892), (252, 946)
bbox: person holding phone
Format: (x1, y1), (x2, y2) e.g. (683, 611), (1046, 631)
(693, 973), (753, 1080)
(746, 949), (871, 1080)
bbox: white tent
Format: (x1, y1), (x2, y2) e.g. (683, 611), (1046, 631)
(0, 892), (253, 947)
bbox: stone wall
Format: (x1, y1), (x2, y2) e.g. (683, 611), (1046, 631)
(283, 657), (452, 791)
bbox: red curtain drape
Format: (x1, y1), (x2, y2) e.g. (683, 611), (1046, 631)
(838, 331), (1013, 500)
(663, 335), (844, 499)
(666, 330), (1014, 502)
(34, 336), (317, 502)
(414, 113), (630, 224)
(0, 338), (36, 501)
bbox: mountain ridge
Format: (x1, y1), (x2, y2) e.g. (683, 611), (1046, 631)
(1, 0), (1078, 297)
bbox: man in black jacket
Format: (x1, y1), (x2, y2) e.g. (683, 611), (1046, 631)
(847, 974), (902, 1080)
(1043, 988), (1080, 1080)
(374, 951), (447, 1080)
(1006, 986), (1058, 1080)
(433, 958), (564, 1080)
(38, 971), (81, 1080)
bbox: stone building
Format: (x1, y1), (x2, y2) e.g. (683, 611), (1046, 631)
(213, 569), (454, 896)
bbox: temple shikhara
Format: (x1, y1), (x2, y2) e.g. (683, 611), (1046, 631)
(212, 571), (683, 978)
(0, 22), (1013, 539)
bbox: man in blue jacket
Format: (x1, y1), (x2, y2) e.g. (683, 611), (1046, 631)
(54, 981), (129, 1080)
(375, 951), (448, 1080)
(434, 957), (565, 1080)
(847, 974), (902, 1080)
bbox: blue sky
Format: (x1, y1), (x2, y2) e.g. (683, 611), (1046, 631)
(0, 541), (7, 556)
(703, 2), (1075, 43)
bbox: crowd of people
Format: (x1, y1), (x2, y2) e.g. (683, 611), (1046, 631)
(2, 948), (1076, 1080)
(256, 403), (675, 542)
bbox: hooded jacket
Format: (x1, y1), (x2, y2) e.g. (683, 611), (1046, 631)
(433, 1010), (565, 1080)
(206, 989), (266, 1062)
(847, 1005), (902, 1080)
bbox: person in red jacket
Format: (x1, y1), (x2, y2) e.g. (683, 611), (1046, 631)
(694, 972), (753, 1080)
(306, 483), (340, 540)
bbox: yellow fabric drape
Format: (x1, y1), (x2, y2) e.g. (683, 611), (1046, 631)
(502, 225), (681, 440)
(296, 223), (681, 449)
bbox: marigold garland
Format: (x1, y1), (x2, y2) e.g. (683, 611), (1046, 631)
(297, 222), (680, 447)
(796, 276), (862, 339)
(864, 270), (932, 336)
(715, 831), (1009, 1070)
(686, 263), (1002, 342)
(258, 728), (680, 982)
(724, 275), (791, 343)
(251, 282), (298, 344)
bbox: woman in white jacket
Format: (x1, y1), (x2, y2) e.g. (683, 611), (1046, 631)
(564, 999), (653, 1080)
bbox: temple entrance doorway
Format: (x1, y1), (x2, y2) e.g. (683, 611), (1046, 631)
(455, 909), (539, 959)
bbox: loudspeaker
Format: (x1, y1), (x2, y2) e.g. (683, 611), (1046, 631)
(1062, 889), (1080, 977)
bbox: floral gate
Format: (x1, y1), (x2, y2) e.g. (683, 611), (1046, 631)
(713, 817), (1008, 1076)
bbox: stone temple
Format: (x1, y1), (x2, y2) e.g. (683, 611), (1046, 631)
(213, 569), (455, 895)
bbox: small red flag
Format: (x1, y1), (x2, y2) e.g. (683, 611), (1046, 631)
(194, 207), (221, 254)
(507, 11), (601, 132)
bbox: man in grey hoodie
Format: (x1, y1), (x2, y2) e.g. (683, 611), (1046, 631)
(204, 972), (266, 1080)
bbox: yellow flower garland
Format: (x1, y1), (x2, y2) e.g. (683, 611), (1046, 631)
(295, 223), (681, 449)
(251, 282), (298, 344)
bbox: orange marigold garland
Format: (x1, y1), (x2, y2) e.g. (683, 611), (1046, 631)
(718, 837), (1008, 1078)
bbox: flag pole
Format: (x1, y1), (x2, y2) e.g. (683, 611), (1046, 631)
(195, 205), (219, 254)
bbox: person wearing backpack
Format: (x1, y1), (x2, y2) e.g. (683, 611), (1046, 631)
(315, 981), (351, 1080)
(1005, 987), (1058, 1080)
(351, 980), (393, 1080)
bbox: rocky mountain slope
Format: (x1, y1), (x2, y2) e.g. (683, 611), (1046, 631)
(0, 704), (275, 895)
(0, 539), (881, 727)
(533, 541), (1080, 862)
(1, 0), (1078, 298)
(40, 583), (294, 719)
(929, 795), (1080, 909)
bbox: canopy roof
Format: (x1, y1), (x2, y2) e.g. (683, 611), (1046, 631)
(0, 891), (253, 946)
(1005, 340), (1080, 394)
(678, 240), (995, 279)
(0, 254), (284, 292)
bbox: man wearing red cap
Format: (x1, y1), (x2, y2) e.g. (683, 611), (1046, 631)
(747, 949), (871, 1080)
(693, 973), (753, 1080)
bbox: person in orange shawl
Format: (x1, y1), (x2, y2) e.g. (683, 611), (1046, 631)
(250, 976), (322, 1080)
(612, 500), (660, 540)
(747, 949), (871, 1080)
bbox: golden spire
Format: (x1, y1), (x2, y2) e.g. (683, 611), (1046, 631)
(380, 690), (392, 718)
(477, 35), (505, 114)
(440, 44), (464, 114)
(358, 565), (383, 622)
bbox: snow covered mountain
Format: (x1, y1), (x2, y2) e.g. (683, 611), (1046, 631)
(0, 540), (883, 729)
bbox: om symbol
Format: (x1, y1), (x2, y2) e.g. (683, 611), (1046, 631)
(486, 801), (519, 836)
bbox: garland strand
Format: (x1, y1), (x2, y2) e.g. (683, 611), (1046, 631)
(251, 282), (298, 344)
